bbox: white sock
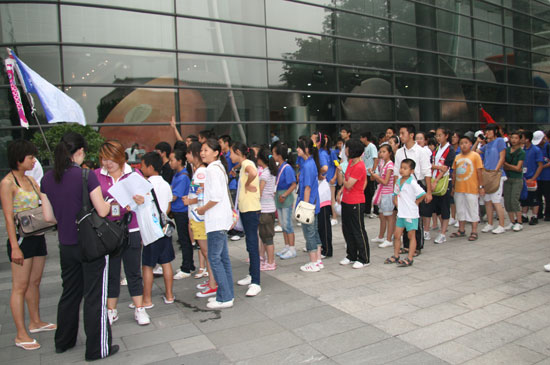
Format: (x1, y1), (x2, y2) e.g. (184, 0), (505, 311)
(289, 246), (296, 252)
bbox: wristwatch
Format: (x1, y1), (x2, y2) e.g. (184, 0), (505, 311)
(479, 185), (484, 189)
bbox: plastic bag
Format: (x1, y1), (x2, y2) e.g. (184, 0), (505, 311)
(135, 196), (164, 246)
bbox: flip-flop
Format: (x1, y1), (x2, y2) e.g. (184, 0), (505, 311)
(29, 323), (56, 333)
(163, 295), (175, 304)
(15, 339), (41, 351)
(129, 303), (154, 309)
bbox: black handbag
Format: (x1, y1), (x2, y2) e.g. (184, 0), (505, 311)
(76, 169), (130, 262)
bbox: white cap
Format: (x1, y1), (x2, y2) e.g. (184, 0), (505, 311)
(533, 130), (545, 145)
(474, 130), (484, 138)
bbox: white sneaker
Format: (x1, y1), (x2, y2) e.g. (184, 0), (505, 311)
(352, 261), (367, 269)
(237, 275), (252, 286)
(302, 247), (308, 252)
(513, 223), (523, 232)
(153, 266), (163, 275)
(330, 218), (338, 226)
(120, 278), (127, 286)
(504, 223), (514, 231)
(371, 237), (385, 243)
(424, 231), (431, 241)
(545, 264), (550, 272)
(108, 309), (118, 325)
(492, 226), (506, 234)
(280, 249), (297, 260)
(369, 213), (378, 219)
(454, 221), (459, 228)
(481, 224), (494, 233)
(206, 299), (234, 309)
(449, 218), (457, 226)
(434, 234), (447, 244)
(276, 246), (289, 257)
(134, 307), (151, 326)
(340, 258), (352, 265)
(173, 269), (191, 280)
(378, 240), (393, 248)
(316, 261), (324, 269)
(297, 222), (302, 226)
(300, 262), (320, 272)
(246, 284), (262, 297)
(230, 235), (242, 241)
(274, 225), (283, 232)
(207, 297), (217, 302)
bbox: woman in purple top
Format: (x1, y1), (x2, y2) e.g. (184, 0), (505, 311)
(95, 140), (149, 327)
(41, 132), (118, 361)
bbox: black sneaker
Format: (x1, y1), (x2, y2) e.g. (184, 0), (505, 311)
(522, 216), (529, 223)
(85, 345), (119, 362)
(529, 217), (539, 225)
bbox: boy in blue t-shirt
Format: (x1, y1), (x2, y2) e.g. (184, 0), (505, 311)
(534, 130), (550, 220)
(520, 131), (544, 225)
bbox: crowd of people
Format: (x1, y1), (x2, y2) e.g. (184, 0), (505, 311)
(2, 121), (550, 360)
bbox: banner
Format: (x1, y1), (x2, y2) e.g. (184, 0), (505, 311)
(8, 49), (86, 126)
(4, 57), (29, 129)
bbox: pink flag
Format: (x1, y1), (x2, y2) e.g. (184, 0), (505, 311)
(4, 56), (29, 129)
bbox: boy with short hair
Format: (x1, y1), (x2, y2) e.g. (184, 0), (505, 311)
(134, 152), (175, 308)
(503, 131), (525, 231)
(385, 158), (426, 267)
(451, 136), (485, 241)
(520, 131), (544, 225)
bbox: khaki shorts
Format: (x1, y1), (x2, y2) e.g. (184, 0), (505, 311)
(189, 219), (206, 240)
(259, 212), (275, 245)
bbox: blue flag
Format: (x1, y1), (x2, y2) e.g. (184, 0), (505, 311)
(9, 49), (86, 126)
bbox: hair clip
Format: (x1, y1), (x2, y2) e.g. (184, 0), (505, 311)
(269, 154), (272, 159)
(313, 143), (317, 148)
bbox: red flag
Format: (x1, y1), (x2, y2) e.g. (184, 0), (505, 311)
(479, 106), (496, 129)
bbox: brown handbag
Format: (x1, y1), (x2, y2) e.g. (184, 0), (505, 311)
(481, 169), (502, 194)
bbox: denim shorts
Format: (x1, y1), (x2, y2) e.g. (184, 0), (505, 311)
(277, 206), (294, 234)
(396, 217), (419, 232)
(379, 194), (394, 216)
(301, 215), (322, 251)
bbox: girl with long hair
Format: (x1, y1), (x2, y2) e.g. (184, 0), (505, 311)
(256, 147), (278, 271)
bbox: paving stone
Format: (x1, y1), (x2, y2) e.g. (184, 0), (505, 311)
(293, 315), (364, 341)
(372, 317), (420, 336)
(406, 288), (464, 308)
(452, 303), (521, 329)
(100, 343), (177, 365)
(453, 289), (511, 310)
(149, 350), (231, 365)
(235, 343), (326, 365)
(271, 304), (345, 330)
(515, 327), (550, 356)
(122, 323), (201, 350)
(407, 303), (470, 327)
(462, 344), (545, 365)
(310, 325), (389, 357)
(170, 334), (215, 356)
(397, 319), (475, 349)
(498, 288), (550, 311)
(506, 305), (550, 332)
(385, 350), (450, 365)
(455, 321), (532, 353)
(426, 341), (483, 365)
(220, 331), (303, 362)
(207, 319), (286, 347)
(332, 337), (419, 365)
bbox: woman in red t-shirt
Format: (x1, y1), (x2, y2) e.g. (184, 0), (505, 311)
(337, 138), (370, 268)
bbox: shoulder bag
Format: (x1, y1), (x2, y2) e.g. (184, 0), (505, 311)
(76, 169), (130, 262)
(150, 188), (175, 237)
(481, 169), (502, 194)
(214, 164), (239, 230)
(12, 173), (56, 237)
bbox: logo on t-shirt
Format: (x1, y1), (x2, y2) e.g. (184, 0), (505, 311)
(455, 157), (474, 182)
(197, 172), (206, 180)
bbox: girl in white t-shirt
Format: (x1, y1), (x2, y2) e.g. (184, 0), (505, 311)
(196, 139), (234, 309)
(256, 147), (278, 271)
(183, 142), (217, 298)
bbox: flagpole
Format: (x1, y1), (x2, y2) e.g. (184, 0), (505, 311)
(30, 109), (53, 160)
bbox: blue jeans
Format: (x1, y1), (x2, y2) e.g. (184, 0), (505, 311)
(207, 230), (234, 302)
(301, 214), (322, 251)
(277, 206), (294, 234)
(240, 211), (260, 285)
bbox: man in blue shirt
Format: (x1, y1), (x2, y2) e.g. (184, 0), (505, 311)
(521, 131), (544, 225)
(475, 124), (507, 234)
(534, 130), (550, 221)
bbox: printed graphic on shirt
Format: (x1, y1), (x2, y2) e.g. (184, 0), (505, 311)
(455, 157), (475, 182)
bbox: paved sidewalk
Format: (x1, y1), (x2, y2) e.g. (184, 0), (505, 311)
(1, 216), (550, 364)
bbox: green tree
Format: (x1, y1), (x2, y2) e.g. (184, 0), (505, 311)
(31, 124), (104, 164)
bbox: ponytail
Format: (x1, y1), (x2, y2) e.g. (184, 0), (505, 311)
(231, 141), (257, 165)
(204, 138), (228, 171)
(258, 147), (278, 176)
(54, 132), (87, 183)
(297, 138), (321, 179)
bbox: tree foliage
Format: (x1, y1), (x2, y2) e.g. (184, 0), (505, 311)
(31, 124), (104, 164)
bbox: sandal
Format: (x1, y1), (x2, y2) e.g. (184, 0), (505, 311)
(413, 249), (421, 257)
(15, 339), (41, 351)
(450, 231), (466, 238)
(398, 257), (414, 267)
(194, 268), (208, 279)
(384, 256), (400, 264)
(399, 248), (408, 254)
(468, 232), (478, 241)
(29, 323), (56, 333)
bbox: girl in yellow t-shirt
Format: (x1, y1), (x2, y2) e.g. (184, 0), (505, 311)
(229, 142), (262, 297)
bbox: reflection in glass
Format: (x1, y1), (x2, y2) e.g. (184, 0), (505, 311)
(0, 3), (58, 43)
(179, 54), (267, 89)
(62, 0), (174, 13)
(267, 0), (329, 34)
(335, 11), (389, 44)
(63, 47), (177, 85)
(61, 6), (175, 49)
(176, 0), (265, 25)
(178, 18), (266, 58)
(338, 69), (392, 95)
(267, 29), (333, 63)
(335, 0), (388, 18)
(0, 46), (61, 85)
(336, 39), (390, 69)
(269, 61), (335, 92)
(475, 40), (505, 63)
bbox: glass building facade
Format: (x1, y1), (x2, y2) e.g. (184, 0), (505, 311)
(0, 0), (549, 165)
